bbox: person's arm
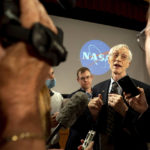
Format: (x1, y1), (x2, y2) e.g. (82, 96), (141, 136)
(0, 0), (57, 150)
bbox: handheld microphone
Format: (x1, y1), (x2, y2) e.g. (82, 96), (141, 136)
(46, 91), (88, 148)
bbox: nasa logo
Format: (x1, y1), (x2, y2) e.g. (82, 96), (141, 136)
(80, 40), (110, 75)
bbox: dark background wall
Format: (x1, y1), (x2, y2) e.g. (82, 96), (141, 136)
(41, 0), (149, 31)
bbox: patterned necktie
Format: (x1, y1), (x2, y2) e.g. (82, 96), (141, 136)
(106, 82), (119, 136)
(86, 92), (92, 101)
(110, 82), (119, 94)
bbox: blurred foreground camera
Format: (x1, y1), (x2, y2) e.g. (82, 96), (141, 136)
(0, 0), (68, 66)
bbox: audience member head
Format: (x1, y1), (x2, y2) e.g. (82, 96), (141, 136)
(108, 44), (132, 80)
(46, 67), (56, 89)
(77, 67), (93, 91)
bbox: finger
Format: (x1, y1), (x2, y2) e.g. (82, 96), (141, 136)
(128, 98), (135, 106)
(20, 0), (57, 34)
(91, 104), (99, 110)
(108, 100), (111, 106)
(89, 103), (100, 111)
(137, 87), (144, 93)
(108, 97), (113, 102)
(88, 103), (95, 108)
(20, 0), (40, 28)
(125, 97), (129, 104)
(108, 93), (118, 99)
(124, 92), (131, 99)
(98, 94), (102, 99)
(108, 94), (114, 101)
(37, 1), (57, 33)
(98, 99), (103, 107)
(108, 101), (114, 107)
(89, 99), (98, 106)
(87, 141), (94, 149)
(95, 100), (101, 108)
(77, 145), (82, 150)
(108, 99), (113, 106)
(98, 94), (103, 105)
(93, 99), (103, 109)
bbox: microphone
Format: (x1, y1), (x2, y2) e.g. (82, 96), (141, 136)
(46, 91), (88, 148)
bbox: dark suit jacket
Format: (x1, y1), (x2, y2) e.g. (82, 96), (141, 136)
(67, 88), (86, 98)
(65, 88), (100, 150)
(92, 77), (150, 150)
(135, 107), (150, 141)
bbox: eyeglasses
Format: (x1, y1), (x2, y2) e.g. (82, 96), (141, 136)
(137, 27), (146, 51)
(111, 53), (128, 60)
(79, 75), (91, 81)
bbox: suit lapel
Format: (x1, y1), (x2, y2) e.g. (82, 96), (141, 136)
(101, 79), (111, 105)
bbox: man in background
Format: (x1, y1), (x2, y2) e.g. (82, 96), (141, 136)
(65, 67), (103, 150)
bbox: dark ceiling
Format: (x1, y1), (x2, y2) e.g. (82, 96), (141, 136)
(40, 0), (149, 31)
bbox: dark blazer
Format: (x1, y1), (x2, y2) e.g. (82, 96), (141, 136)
(65, 88), (100, 150)
(135, 107), (150, 141)
(92, 77), (150, 150)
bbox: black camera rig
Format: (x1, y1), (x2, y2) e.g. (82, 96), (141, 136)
(0, 0), (67, 66)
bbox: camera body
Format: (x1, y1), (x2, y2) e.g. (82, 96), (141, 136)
(0, 0), (67, 66)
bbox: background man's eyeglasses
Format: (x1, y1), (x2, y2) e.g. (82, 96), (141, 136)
(80, 75), (91, 81)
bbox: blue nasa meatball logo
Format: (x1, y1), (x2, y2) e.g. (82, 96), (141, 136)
(80, 40), (110, 75)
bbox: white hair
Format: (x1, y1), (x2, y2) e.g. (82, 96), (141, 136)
(108, 44), (132, 62)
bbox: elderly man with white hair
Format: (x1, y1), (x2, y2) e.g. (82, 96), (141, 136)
(93, 44), (150, 150)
